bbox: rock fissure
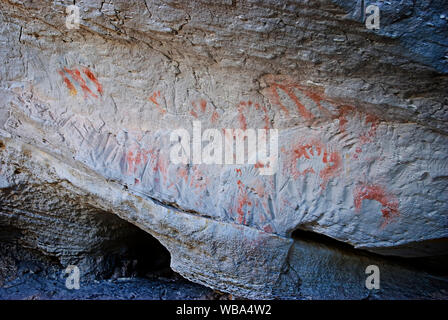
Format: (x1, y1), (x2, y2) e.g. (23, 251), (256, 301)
(1, 0), (447, 299)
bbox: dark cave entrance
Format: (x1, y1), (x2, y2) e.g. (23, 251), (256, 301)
(0, 210), (217, 299)
(99, 220), (174, 280)
(0, 208), (176, 283)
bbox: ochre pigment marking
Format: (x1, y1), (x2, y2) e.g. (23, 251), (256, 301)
(354, 183), (400, 227)
(237, 102), (248, 130)
(237, 101), (271, 130)
(360, 114), (379, 144)
(82, 68), (103, 95)
(336, 105), (379, 147)
(285, 140), (342, 190)
(211, 111), (219, 123)
(149, 91), (167, 115)
(189, 165), (209, 194)
(302, 89), (333, 118)
(190, 109), (199, 118)
(153, 152), (168, 184)
(319, 150), (342, 189)
(58, 70), (77, 96)
(126, 147), (151, 175)
(254, 161), (265, 168)
(200, 100), (207, 113)
(177, 167), (189, 183)
(59, 67), (103, 98)
(263, 76), (381, 152)
(266, 79), (317, 120)
(64, 68), (98, 98)
(236, 180), (252, 225)
(191, 99), (220, 123)
(337, 105), (355, 132)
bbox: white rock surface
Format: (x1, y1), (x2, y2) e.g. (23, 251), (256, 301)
(0, 0), (447, 298)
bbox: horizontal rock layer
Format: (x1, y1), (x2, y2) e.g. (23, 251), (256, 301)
(0, 0), (447, 298)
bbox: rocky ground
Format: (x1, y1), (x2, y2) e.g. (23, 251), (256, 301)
(0, 242), (229, 300)
(0, 0), (447, 299)
(0, 274), (218, 300)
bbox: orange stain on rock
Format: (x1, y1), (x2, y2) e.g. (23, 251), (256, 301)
(336, 105), (379, 147)
(319, 151), (342, 189)
(178, 167), (189, 183)
(285, 140), (342, 190)
(337, 105), (355, 132)
(254, 182), (265, 198)
(83, 68), (103, 95)
(302, 89), (333, 118)
(237, 101), (271, 130)
(149, 91), (167, 115)
(191, 99), (220, 123)
(263, 75), (336, 121)
(361, 114), (379, 143)
(190, 110), (199, 118)
(188, 165), (209, 194)
(64, 68), (98, 99)
(58, 70), (77, 96)
(263, 75), (381, 150)
(59, 67), (103, 98)
(211, 111), (219, 123)
(254, 161), (265, 168)
(236, 180), (252, 225)
(153, 152), (168, 184)
(267, 82), (314, 119)
(200, 100), (207, 113)
(126, 147), (151, 175)
(237, 107), (248, 130)
(354, 183), (400, 227)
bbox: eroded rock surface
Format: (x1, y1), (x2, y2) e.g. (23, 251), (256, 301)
(0, 0), (447, 299)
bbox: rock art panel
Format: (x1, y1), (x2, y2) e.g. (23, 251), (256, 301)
(0, 0), (447, 299)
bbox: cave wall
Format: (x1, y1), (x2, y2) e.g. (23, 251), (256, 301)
(0, 0), (447, 299)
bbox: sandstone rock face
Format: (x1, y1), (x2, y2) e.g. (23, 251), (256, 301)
(0, 0), (447, 299)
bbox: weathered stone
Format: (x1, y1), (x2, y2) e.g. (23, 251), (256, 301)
(0, 0), (447, 299)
